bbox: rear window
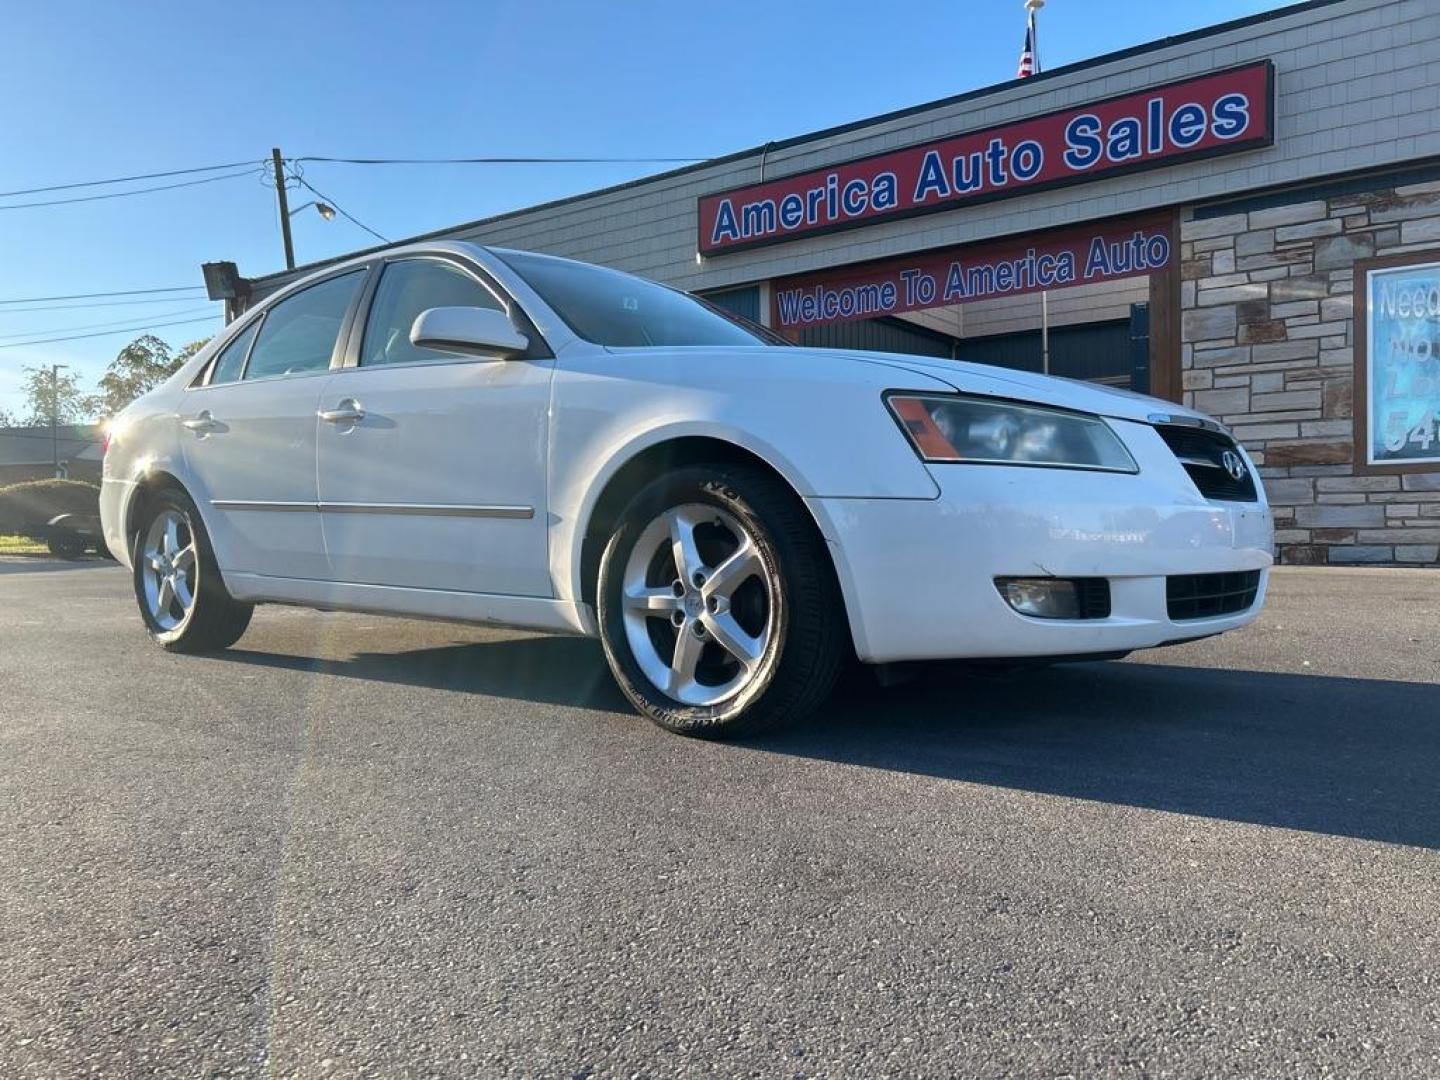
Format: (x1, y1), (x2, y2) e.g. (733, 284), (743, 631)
(206, 320), (260, 385)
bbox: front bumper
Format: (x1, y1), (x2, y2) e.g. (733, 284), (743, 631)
(806, 419), (1273, 664)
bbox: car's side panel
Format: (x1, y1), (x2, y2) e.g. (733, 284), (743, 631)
(223, 572), (592, 635)
(545, 347), (952, 606)
(314, 357), (555, 596)
(177, 375), (332, 580)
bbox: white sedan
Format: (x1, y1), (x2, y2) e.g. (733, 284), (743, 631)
(101, 242), (1273, 736)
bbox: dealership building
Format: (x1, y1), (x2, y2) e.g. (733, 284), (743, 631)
(231, 0), (1440, 566)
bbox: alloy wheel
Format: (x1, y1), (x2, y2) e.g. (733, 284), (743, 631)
(620, 503), (776, 706)
(140, 509), (198, 632)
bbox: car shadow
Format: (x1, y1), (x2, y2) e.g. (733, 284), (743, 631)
(220, 637), (1440, 850)
(751, 660), (1440, 851)
(0, 556), (117, 576)
(225, 636), (632, 712)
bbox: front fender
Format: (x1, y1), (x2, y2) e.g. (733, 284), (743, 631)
(550, 420), (820, 606)
(546, 349), (948, 605)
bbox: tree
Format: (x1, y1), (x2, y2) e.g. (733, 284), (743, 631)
(175, 338), (210, 365)
(85, 334), (210, 419)
(20, 365), (87, 427)
(0, 406), (17, 428)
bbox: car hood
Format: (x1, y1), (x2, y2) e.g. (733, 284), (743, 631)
(827, 349), (1210, 426)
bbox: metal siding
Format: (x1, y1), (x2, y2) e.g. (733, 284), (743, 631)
(699, 286), (761, 323)
(959, 320), (1134, 383)
(798, 319), (953, 358)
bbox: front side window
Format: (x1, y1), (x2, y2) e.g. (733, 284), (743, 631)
(207, 319), (260, 385)
(361, 259), (504, 367)
(243, 271), (364, 380)
(496, 250), (768, 348)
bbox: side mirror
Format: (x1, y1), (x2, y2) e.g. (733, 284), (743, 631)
(409, 306), (530, 359)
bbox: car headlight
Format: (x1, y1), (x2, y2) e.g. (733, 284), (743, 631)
(886, 393), (1138, 473)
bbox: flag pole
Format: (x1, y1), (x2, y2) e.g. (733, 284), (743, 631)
(1026, 0), (1043, 74)
(1025, 0), (1049, 373)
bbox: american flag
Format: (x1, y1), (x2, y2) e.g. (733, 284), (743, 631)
(1017, 25), (1035, 78)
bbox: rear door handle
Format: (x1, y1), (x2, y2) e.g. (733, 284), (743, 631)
(182, 410), (220, 432)
(319, 399), (365, 424)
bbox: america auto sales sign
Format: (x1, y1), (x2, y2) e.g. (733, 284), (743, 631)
(698, 61), (1274, 256)
(770, 214), (1172, 330)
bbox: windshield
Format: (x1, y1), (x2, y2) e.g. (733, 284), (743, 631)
(496, 249), (773, 348)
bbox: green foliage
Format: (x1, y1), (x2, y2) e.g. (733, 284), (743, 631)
(0, 478), (100, 531)
(20, 366), (87, 426)
(86, 334), (209, 419)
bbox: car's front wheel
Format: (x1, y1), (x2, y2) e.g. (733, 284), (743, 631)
(597, 464), (845, 737)
(132, 488), (253, 653)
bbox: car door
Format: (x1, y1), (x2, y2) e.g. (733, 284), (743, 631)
(179, 268), (367, 580)
(315, 255), (554, 596)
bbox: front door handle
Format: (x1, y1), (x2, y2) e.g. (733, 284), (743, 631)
(182, 410), (220, 433)
(319, 399), (365, 424)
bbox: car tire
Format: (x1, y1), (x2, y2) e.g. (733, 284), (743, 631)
(597, 464), (846, 738)
(131, 487), (253, 653)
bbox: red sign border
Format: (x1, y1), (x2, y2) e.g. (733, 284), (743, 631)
(698, 60), (1274, 257)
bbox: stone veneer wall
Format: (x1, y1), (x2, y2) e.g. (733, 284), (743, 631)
(1178, 179), (1440, 566)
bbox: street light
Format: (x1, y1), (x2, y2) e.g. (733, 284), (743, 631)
(270, 146), (335, 271)
(288, 200), (336, 221)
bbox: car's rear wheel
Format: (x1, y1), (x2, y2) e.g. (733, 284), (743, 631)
(597, 464), (845, 737)
(132, 488), (253, 653)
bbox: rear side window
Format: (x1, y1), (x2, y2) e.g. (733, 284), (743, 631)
(361, 259), (504, 367)
(207, 320), (260, 385)
(243, 271), (364, 380)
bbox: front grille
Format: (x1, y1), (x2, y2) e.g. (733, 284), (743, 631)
(1155, 424), (1257, 502)
(1166, 570), (1262, 621)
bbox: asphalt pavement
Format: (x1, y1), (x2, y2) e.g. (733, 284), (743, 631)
(1, 559), (1437, 1077)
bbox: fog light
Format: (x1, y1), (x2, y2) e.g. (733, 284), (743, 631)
(996, 577), (1081, 619)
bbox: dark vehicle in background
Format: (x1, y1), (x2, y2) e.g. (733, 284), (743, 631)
(0, 479), (106, 558)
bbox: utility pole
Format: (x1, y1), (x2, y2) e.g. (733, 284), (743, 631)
(48, 363), (67, 478)
(272, 147), (296, 271)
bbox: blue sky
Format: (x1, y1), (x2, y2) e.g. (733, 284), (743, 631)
(0, 0), (1293, 417)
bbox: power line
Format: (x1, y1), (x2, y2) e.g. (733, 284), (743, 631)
(0, 153), (701, 204)
(0, 295), (219, 314)
(294, 155), (703, 165)
(0, 306), (215, 341)
(0, 286), (204, 305)
(0, 169), (259, 211)
(0, 314), (220, 350)
(293, 176), (388, 244)
(0, 160), (262, 199)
